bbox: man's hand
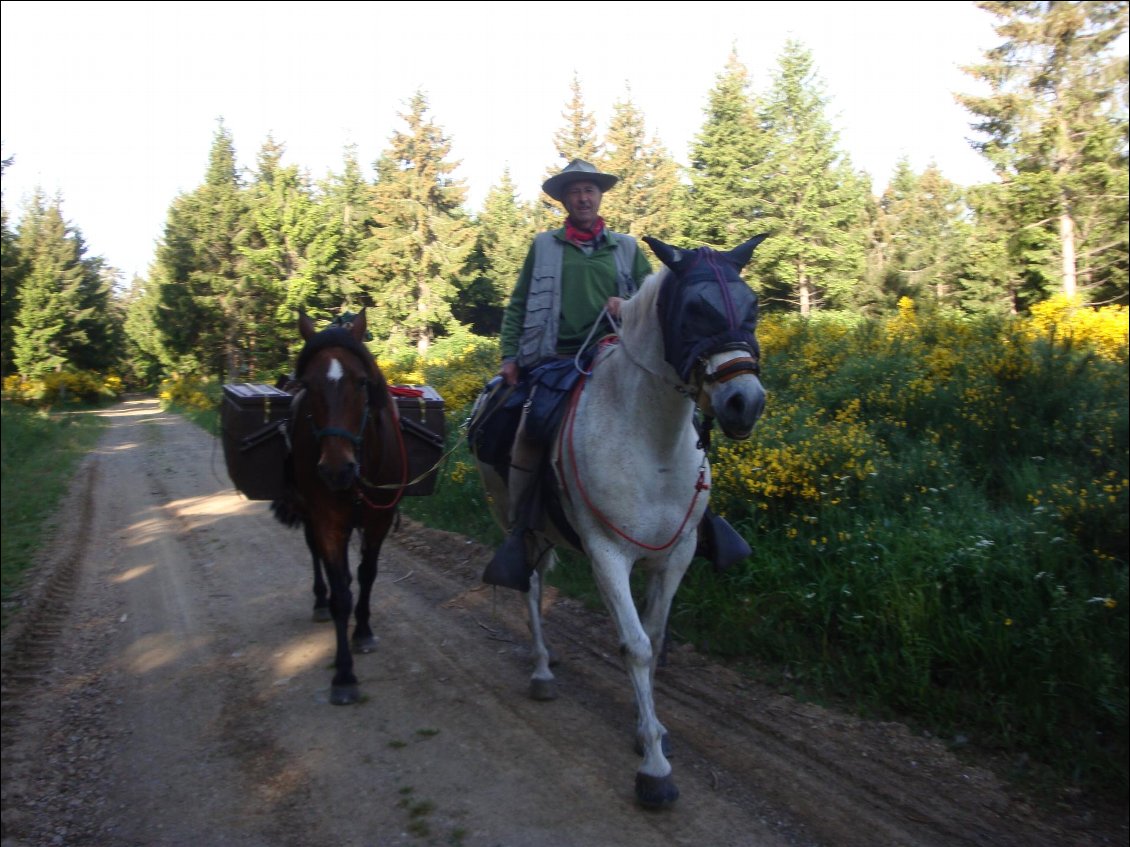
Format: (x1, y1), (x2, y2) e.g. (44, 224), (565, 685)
(500, 360), (519, 386)
(606, 296), (623, 319)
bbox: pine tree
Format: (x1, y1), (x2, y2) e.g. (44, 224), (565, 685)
(538, 74), (603, 227)
(457, 168), (535, 335)
(152, 120), (250, 378)
(598, 87), (684, 247)
(1, 152), (27, 377)
(684, 49), (768, 250)
(241, 135), (335, 377)
(12, 193), (117, 377)
(352, 91), (475, 354)
(957, 1), (1129, 306)
(753, 40), (869, 314)
(872, 159), (971, 308)
(314, 145), (370, 316)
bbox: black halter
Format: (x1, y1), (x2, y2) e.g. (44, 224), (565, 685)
(294, 327), (385, 445)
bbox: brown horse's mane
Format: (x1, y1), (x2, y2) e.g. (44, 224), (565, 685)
(294, 327), (390, 408)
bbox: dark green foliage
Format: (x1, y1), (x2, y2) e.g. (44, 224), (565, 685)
(11, 193), (117, 377)
(350, 91), (475, 355)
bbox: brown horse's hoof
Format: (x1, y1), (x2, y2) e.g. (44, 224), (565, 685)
(352, 635), (378, 654)
(635, 771), (679, 809)
(330, 683), (360, 705)
(528, 677), (558, 701)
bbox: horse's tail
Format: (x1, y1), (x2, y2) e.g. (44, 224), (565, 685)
(270, 496), (304, 529)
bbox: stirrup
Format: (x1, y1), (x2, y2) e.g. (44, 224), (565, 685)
(482, 530), (532, 592)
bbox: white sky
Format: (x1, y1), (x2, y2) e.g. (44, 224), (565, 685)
(1, 0), (998, 282)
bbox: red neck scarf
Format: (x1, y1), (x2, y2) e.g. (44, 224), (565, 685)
(565, 215), (605, 244)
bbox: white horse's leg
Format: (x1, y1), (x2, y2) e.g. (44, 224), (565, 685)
(526, 560), (558, 701)
(637, 546), (696, 749)
(590, 550), (679, 808)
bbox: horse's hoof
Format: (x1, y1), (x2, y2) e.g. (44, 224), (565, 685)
(330, 684), (361, 705)
(353, 635), (378, 654)
(528, 677), (558, 701)
(312, 607), (332, 623)
(635, 771), (679, 809)
(634, 732), (672, 757)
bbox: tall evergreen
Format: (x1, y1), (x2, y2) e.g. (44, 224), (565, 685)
(352, 91), (475, 354)
(152, 120), (250, 378)
(12, 193), (117, 377)
(598, 87), (683, 247)
(538, 74), (603, 227)
(957, 1), (1129, 306)
(870, 159), (970, 309)
(1, 152), (27, 377)
(315, 145), (371, 316)
(754, 40), (869, 314)
(458, 168), (535, 335)
(241, 135), (336, 376)
(683, 49), (768, 250)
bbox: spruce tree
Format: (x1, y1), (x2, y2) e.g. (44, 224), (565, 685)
(957, 1), (1128, 306)
(1, 153), (26, 377)
(754, 40), (869, 314)
(598, 87), (683, 247)
(315, 145), (370, 317)
(12, 193), (116, 377)
(458, 168), (535, 335)
(684, 49), (768, 250)
(152, 120), (249, 378)
(538, 74), (603, 227)
(352, 91), (475, 354)
(872, 159), (970, 309)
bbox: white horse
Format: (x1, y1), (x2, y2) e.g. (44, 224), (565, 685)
(475, 234), (768, 808)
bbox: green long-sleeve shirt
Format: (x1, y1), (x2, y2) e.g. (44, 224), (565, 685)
(499, 229), (652, 361)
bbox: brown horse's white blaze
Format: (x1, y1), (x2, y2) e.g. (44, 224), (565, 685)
(474, 234), (769, 809)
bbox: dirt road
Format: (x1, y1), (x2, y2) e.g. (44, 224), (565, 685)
(1, 398), (1123, 847)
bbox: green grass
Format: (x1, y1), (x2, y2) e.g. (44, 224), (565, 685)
(1, 401), (107, 629)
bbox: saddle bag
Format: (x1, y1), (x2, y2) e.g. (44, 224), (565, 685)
(524, 358), (584, 445)
(390, 385), (446, 496)
(466, 377), (527, 468)
(221, 383), (293, 500)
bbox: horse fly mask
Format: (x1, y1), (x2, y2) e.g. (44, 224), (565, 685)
(647, 235), (767, 388)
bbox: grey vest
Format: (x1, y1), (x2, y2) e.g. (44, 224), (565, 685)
(516, 231), (639, 368)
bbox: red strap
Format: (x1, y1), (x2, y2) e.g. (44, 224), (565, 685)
(389, 385), (425, 398)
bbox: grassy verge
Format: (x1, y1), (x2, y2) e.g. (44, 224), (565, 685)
(1, 401), (107, 630)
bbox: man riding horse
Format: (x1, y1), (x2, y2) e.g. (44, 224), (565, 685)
(482, 159), (750, 592)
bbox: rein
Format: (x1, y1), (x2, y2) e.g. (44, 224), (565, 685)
(559, 365), (709, 552)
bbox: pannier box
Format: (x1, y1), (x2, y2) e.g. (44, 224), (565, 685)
(220, 382), (445, 501)
(391, 385), (446, 496)
(221, 383), (292, 500)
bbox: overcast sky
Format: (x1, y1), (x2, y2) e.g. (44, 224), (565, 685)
(1, 0), (999, 281)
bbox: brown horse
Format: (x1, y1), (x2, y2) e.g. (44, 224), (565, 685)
(272, 310), (407, 704)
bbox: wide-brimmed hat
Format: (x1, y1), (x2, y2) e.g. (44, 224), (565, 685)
(542, 159), (619, 201)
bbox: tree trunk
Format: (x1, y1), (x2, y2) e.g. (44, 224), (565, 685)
(1059, 213), (1077, 299)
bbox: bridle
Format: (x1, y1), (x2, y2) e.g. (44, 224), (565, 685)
(296, 349), (408, 511)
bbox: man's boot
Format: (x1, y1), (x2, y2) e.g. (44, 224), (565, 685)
(482, 437), (542, 592)
(695, 507), (752, 573)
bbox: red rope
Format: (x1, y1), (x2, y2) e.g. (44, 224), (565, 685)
(559, 361), (708, 552)
(356, 397), (408, 511)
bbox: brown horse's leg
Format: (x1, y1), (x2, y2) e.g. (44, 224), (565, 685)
(305, 523), (331, 622)
(317, 528), (359, 705)
(351, 514), (392, 653)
